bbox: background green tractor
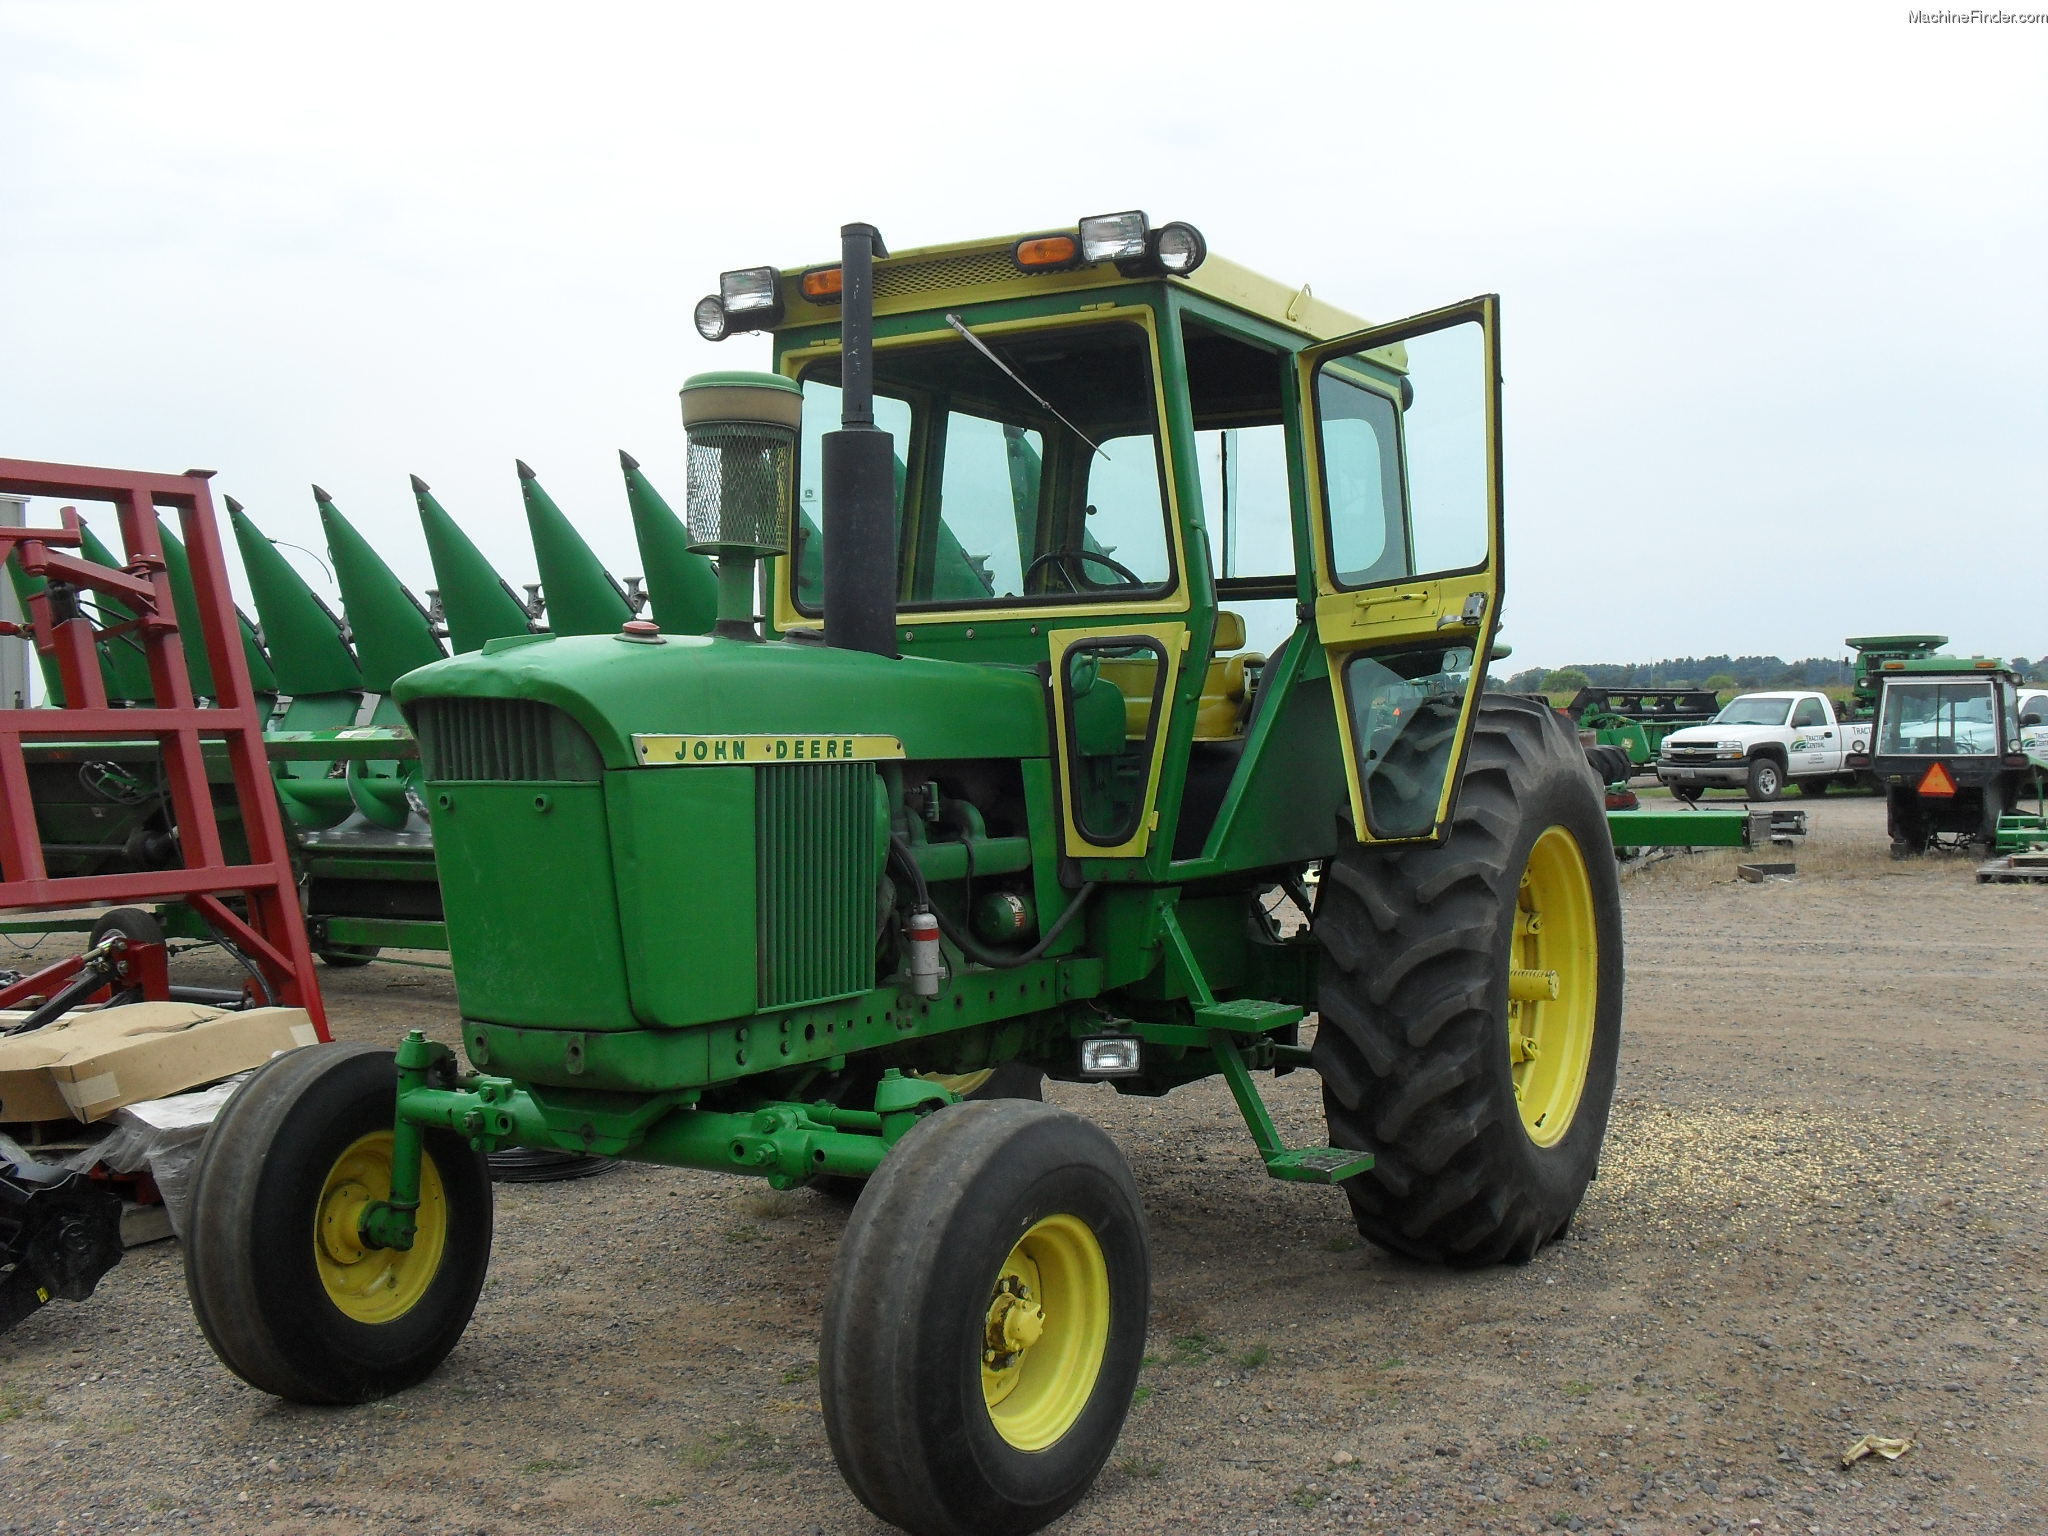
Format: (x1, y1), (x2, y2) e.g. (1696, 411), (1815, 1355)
(1852, 652), (2045, 855)
(185, 215), (1625, 1536)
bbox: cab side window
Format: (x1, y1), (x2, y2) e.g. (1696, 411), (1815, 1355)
(1182, 319), (1297, 655)
(1790, 698), (1826, 729)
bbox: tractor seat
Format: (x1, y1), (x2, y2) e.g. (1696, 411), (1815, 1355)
(1098, 611), (1267, 743)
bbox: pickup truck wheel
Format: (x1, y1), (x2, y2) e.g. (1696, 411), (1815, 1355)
(1745, 757), (1784, 801)
(1312, 693), (1623, 1267)
(821, 1100), (1148, 1536)
(1797, 777), (1829, 797)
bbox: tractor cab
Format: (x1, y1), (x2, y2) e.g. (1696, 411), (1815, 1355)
(738, 214), (1506, 863)
(1860, 654), (2038, 854)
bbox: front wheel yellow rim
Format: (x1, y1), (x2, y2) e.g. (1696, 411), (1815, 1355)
(1507, 825), (1599, 1147)
(979, 1214), (1110, 1451)
(314, 1132), (448, 1325)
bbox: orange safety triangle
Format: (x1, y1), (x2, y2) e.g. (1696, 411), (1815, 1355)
(1918, 761), (1958, 797)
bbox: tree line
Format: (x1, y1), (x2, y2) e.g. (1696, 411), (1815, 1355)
(1496, 654), (2048, 695)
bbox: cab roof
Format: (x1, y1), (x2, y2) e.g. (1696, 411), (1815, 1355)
(768, 230), (1370, 343)
(1878, 655), (2017, 679)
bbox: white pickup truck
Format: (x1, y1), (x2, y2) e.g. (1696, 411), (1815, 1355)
(1655, 690), (1874, 801)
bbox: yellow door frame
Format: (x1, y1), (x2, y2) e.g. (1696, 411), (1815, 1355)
(1296, 295), (1504, 845)
(1046, 620), (1189, 859)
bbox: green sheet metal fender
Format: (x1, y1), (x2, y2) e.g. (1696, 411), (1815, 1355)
(393, 633), (1049, 767)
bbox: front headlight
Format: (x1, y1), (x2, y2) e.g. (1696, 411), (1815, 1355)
(1716, 740), (1744, 751)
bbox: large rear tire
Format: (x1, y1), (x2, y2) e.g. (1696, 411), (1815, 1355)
(821, 1100), (1148, 1536)
(184, 1043), (492, 1404)
(1312, 693), (1623, 1267)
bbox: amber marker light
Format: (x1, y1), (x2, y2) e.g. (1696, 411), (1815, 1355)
(801, 267), (844, 301)
(1013, 234), (1080, 270)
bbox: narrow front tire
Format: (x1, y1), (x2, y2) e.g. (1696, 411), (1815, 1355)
(821, 1100), (1149, 1536)
(184, 1043), (492, 1405)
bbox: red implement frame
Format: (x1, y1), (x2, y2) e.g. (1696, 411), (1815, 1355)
(0, 457), (328, 1037)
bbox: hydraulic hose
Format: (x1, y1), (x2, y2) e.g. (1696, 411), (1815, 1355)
(887, 835), (1097, 971)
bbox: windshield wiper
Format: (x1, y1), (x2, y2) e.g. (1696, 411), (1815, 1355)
(943, 314), (1107, 459)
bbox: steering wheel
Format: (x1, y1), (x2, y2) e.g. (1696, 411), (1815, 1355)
(1023, 547), (1145, 594)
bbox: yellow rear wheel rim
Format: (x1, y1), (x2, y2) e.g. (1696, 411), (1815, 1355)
(1508, 825), (1599, 1147)
(979, 1214), (1110, 1451)
(314, 1132), (448, 1325)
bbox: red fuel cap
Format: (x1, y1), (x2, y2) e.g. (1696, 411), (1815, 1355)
(618, 618), (664, 644)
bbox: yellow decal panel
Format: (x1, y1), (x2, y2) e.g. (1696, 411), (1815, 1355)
(634, 733), (905, 766)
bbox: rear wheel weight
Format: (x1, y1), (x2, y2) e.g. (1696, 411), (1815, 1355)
(1313, 693), (1624, 1267)
(183, 1043), (492, 1404)
(820, 1100), (1148, 1536)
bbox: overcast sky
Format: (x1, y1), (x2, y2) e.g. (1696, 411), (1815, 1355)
(4, 1), (2043, 674)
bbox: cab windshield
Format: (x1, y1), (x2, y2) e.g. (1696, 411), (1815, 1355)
(1878, 682), (1999, 755)
(790, 321), (1171, 613)
(1711, 697), (1792, 727)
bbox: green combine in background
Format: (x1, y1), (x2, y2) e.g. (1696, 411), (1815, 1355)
(164, 214), (1625, 1536)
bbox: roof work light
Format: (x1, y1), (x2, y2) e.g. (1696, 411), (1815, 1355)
(1015, 214), (1209, 277)
(1079, 210), (1150, 264)
(694, 266), (784, 341)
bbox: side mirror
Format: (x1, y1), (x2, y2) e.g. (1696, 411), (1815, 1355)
(2023, 712), (2043, 727)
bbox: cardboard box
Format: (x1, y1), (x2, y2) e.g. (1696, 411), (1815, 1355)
(0, 1003), (317, 1124)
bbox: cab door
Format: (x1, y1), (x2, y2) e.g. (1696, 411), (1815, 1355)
(1298, 296), (1503, 844)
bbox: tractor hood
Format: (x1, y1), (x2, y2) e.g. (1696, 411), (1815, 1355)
(392, 631), (1048, 769)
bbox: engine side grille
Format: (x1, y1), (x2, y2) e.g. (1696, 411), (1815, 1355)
(412, 698), (602, 783)
(757, 762), (876, 1009)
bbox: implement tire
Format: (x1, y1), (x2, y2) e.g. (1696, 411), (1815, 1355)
(184, 1043), (492, 1404)
(821, 1100), (1148, 1536)
(1312, 692), (1623, 1267)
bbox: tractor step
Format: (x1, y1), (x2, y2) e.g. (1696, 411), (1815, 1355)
(1263, 1146), (1374, 1185)
(1195, 998), (1304, 1035)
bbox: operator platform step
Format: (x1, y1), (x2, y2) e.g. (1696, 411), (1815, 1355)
(1264, 1146), (1376, 1185)
(1195, 999), (1305, 1034)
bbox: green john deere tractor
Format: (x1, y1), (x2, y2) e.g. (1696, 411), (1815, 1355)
(1852, 651), (2046, 855)
(185, 215), (1625, 1536)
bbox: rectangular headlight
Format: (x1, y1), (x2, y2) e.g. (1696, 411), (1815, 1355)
(719, 266), (782, 315)
(1078, 1036), (1142, 1077)
(1079, 211), (1148, 264)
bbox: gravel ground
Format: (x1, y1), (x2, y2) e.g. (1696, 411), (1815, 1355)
(3, 792), (2044, 1535)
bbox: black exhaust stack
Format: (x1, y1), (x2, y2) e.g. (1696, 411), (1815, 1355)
(821, 222), (897, 658)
